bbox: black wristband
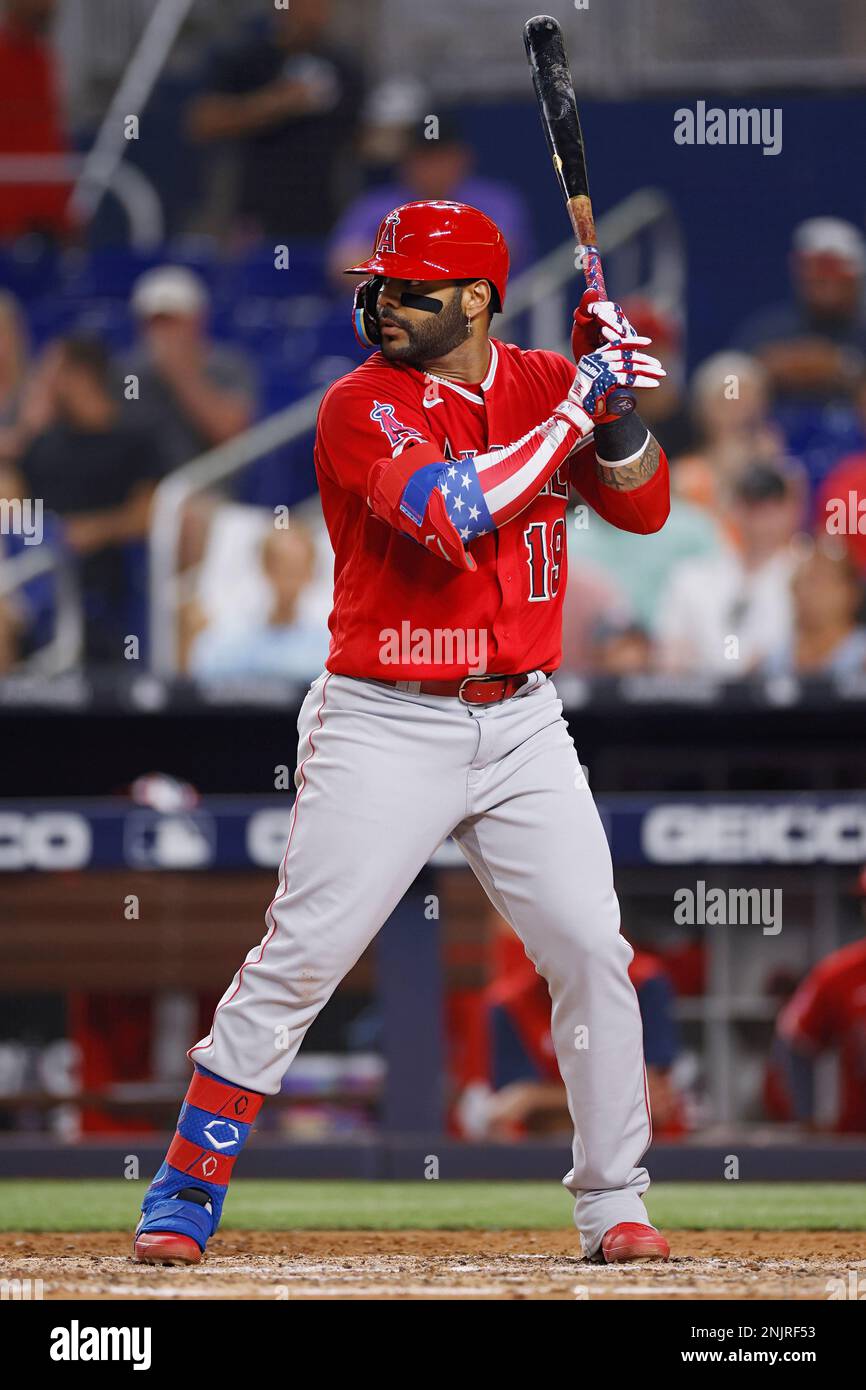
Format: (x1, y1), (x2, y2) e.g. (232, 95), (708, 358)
(594, 411), (649, 462)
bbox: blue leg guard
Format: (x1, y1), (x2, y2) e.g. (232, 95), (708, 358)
(136, 1065), (263, 1253)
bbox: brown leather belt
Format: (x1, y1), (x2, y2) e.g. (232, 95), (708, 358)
(377, 673), (536, 706)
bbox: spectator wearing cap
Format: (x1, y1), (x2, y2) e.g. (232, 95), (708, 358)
(326, 114), (534, 288)
(763, 536), (866, 678)
(734, 217), (866, 401)
(125, 266), (256, 476)
(186, 0), (363, 240)
(655, 462), (804, 677)
(733, 218), (866, 492)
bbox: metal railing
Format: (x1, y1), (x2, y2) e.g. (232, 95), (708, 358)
(496, 187), (684, 354)
(148, 188), (684, 674)
(148, 392), (326, 673)
(0, 155), (163, 249)
(69, 0), (196, 230)
(0, 542), (83, 675)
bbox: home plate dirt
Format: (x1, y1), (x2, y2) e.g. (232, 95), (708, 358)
(1, 1231), (862, 1300)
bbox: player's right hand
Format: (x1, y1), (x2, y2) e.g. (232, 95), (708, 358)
(571, 291), (651, 362)
(566, 341), (666, 424)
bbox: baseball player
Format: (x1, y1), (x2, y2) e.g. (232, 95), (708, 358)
(773, 866), (866, 1132)
(134, 200), (671, 1266)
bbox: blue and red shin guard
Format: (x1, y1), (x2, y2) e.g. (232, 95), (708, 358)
(134, 1065), (263, 1263)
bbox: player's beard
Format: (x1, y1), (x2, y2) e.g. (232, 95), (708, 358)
(379, 290), (468, 367)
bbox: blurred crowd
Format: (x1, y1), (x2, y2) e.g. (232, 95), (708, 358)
(565, 219), (866, 683)
(0, 0), (865, 682)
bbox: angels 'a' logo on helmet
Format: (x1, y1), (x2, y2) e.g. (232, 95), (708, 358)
(377, 210), (400, 255)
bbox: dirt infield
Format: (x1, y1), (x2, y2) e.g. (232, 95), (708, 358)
(2, 1230), (863, 1300)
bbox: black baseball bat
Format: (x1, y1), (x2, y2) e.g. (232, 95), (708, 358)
(523, 13), (635, 416)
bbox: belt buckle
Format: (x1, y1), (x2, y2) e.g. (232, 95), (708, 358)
(458, 675), (503, 706)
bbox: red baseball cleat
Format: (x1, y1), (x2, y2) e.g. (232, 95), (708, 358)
(133, 1231), (202, 1265)
(594, 1222), (671, 1264)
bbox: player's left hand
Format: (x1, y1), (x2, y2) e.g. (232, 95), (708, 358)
(571, 291), (651, 363)
(568, 340), (665, 423)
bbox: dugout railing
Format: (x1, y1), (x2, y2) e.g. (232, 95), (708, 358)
(0, 788), (864, 1178)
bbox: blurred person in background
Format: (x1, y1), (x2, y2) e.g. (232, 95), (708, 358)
(674, 351), (785, 529)
(0, 0), (72, 242)
(0, 330), (80, 482)
(0, 531), (59, 672)
(735, 218), (866, 403)
(0, 291), (32, 470)
(126, 267), (256, 476)
(558, 555), (634, 674)
(816, 369), (866, 577)
(186, 0), (363, 241)
(0, 591), (19, 670)
(353, 76), (428, 186)
(560, 305), (726, 664)
(773, 866), (866, 1134)
(589, 617), (655, 676)
(655, 461), (803, 676)
(326, 115), (534, 285)
(456, 925), (684, 1140)
(188, 522), (329, 680)
(763, 536), (866, 678)
(565, 490), (725, 643)
(614, 298), (694, 461)
(11, 336), (163, 663)
(734, 218), (866, 492)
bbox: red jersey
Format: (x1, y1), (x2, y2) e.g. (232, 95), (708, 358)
(0, 22), (72, 238)
(778, 938), (866, 1133)
(315, 338), (669, 680)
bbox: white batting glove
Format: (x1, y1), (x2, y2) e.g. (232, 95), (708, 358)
(557, 342), (666, 428)
(571, 291), (653, 361)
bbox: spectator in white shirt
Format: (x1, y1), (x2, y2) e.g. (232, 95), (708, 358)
(189, 521), (329, 680)
(655, 462), (804, 677)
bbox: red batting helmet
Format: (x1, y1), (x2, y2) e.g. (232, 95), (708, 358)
(345, 199), (510, 348)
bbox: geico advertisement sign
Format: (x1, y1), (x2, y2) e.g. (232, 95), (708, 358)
(643, 803), (866, 863)
(0, 813), (92, 870)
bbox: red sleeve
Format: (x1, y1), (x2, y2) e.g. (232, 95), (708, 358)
(316, 374), (473, 570)
(568, 437), (671, 534)
(777, 964), (836, 1052)
(316, 375), (433, 495)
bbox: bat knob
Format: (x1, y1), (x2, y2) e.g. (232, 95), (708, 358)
(607, 390), (635, 417)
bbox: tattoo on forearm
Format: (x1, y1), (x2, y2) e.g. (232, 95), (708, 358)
(595, 434), (661, 491)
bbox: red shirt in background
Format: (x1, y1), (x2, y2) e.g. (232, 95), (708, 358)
(778, 938), (866, 1133)
(0, 19), (72, 238)
(817, 454), (866, 577)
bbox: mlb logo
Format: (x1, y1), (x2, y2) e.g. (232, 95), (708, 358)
(124, 811), (216, 869)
